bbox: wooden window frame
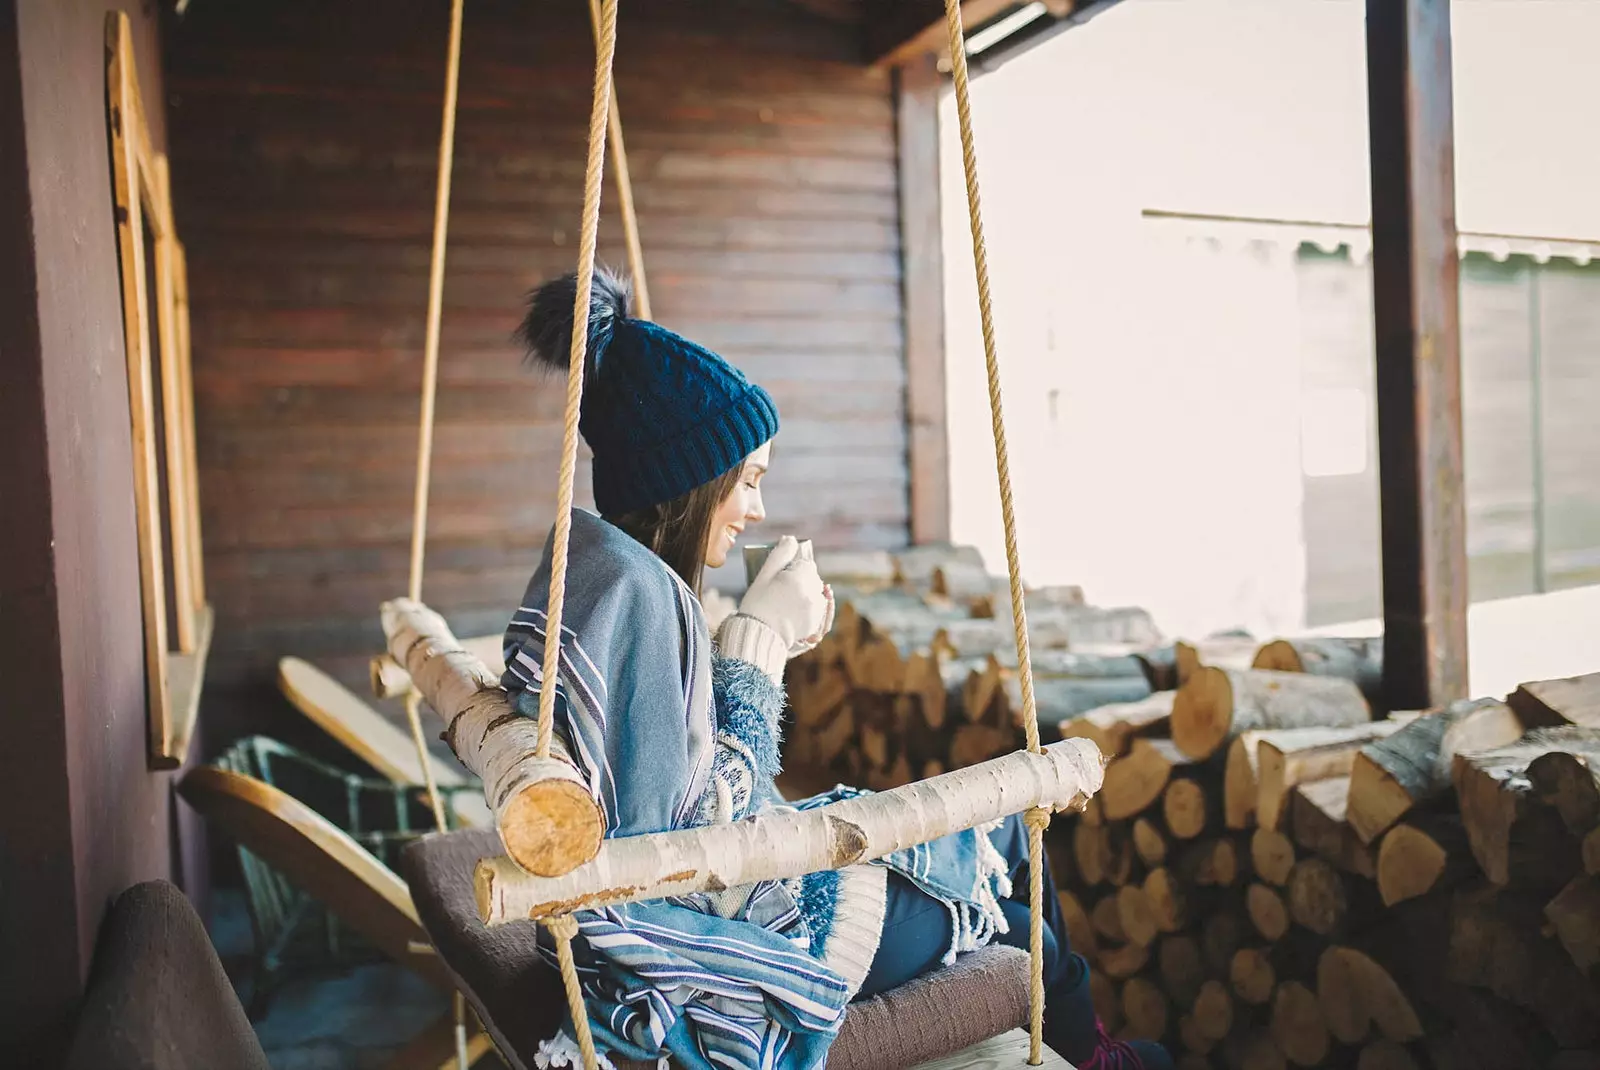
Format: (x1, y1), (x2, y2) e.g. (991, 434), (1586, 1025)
(106, 12), (211, 769)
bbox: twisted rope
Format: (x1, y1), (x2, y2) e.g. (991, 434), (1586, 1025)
(536, 0), (618, 766)
(942, 1), (1049, 1063)
(409, 3), (467, 1063)
(404, 0), (464, 838)
(547, 915), (601, 1070)
(586, 0), (651, 319)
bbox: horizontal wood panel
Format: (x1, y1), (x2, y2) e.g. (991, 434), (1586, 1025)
(206, 483), (910, 551)
(186, 243), (902, 282)
(192, 347), (906, 388)
(201, 417), (903, 466)
(168, 107), (896, 165)
(180, 208), (901, 252)
(169, 0), (911, 715)
(186, 272), (902, 318)
(198, 378), (905, 427)
(201, 451), (909, 523)
(192, 308), (904, 352)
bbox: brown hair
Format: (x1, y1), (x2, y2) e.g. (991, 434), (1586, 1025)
(605, 465), (745, 596)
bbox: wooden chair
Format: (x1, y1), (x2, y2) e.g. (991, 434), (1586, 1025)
(178, 763), (498, 1070)
(278, 655), (492, 828)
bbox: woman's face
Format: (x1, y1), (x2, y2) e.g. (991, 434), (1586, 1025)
(705, 441), (771, 569)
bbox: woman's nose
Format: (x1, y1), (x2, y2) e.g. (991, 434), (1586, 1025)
(747, 492), (766, 523)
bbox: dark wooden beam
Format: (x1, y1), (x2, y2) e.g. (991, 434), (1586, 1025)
(1364, 0), (1470, 709)
(866, 0), (1017, 69)
(895, 53), (950, 544)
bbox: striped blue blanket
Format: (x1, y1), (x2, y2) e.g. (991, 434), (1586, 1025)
(503, 511), (1011, 1070)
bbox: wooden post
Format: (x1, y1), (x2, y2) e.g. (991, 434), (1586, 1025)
(895, 52), (950, 544)
(1364, 0), (1469, 710)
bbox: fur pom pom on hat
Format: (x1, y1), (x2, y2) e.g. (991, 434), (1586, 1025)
(516, 265), (780, 516)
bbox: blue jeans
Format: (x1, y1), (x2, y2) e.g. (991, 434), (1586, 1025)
(856, 814), (1099, 1057)
(857, 812), (1078, 999)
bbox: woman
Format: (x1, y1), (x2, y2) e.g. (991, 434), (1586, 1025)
(504, 268), (1169, 1070)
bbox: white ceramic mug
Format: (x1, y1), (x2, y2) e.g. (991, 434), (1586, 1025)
(742, 538), (812, 586)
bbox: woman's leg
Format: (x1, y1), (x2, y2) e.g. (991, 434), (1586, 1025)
(855, 817), (1170, 1067)
(856, 870), (1067, 1001)
(985, 813), (1172, 1070)
(854, 871), (951, 1000)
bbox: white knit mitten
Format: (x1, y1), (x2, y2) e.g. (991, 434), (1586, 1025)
(736, 536), (828, 653)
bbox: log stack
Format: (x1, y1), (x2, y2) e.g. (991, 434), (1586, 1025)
(778, 543), (1163, 788)
(1044, 653), (1600, 1070)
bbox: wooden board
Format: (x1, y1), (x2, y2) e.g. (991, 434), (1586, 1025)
(909, 1028), (1073, 1070)
(277, 655), (491, 828)
(177, 765), (451, 990)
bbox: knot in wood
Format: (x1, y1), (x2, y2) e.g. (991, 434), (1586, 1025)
(827, 815), (868, 867)
(543, 914), (581, 941)
(1025, 806), (1052, 832)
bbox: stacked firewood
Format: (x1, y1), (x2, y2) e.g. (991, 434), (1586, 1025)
(1048, 638), (1600, 1070)
(779, 544), (1164, 789)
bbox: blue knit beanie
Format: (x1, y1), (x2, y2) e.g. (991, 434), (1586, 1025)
(516, 267), (780, 517)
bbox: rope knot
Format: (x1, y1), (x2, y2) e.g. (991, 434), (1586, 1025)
(1024, 806), (1052, 833)
(544, 914), (581, 941)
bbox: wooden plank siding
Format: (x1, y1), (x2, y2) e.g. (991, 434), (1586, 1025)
(164, 1), (917, 718)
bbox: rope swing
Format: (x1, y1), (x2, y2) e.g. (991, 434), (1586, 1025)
(940, 0), (1050, 1060)
(390, 2), (1054, 1067)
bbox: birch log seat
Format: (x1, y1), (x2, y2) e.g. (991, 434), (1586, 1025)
(402, 829), (1043, 1070)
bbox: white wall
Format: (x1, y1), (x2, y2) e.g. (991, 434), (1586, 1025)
(941, 0), (1600, 639)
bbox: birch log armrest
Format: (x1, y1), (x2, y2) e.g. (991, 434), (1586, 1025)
(371, 632), (508, 700)
(380, 597), (603, 878)
(479, 735), (1106, 924)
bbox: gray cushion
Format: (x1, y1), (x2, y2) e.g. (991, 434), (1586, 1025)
(64, 880), (271, 1070)
(401, 829), (1029, 1070)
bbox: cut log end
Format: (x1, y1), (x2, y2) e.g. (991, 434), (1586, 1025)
(1247, 882), (1289, 941)
(1286, 857), (1347, 937)
(1171, 665), (1234, 759)
(1164, 777), (1209, 840)
(1159, 934), (1204, 1008)
(1376, 817), (1474, 906)
(1271, 980), (1330, 1067)
(1118, 883), (1159, 948)
(1193, 979), (1234, 1042)
(1132, 817), (1168, 867)
(1145, 867), (1187, 933)
(1230, 946), (1275, 1006)
(499, 776), (606, 878)
(1357, 1040), (1421, 1070)
(1252, 827), (1296, 887)
(1252, 639), (1304, 673)
(1316, 946), (1367, 1045)
(1347, 751), (1414, 845)
(1121, 977), (1169, 1041)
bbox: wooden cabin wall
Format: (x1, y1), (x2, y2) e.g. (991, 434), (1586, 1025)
(0, 2), (204, 1063)
(165, 0), (910, 739)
